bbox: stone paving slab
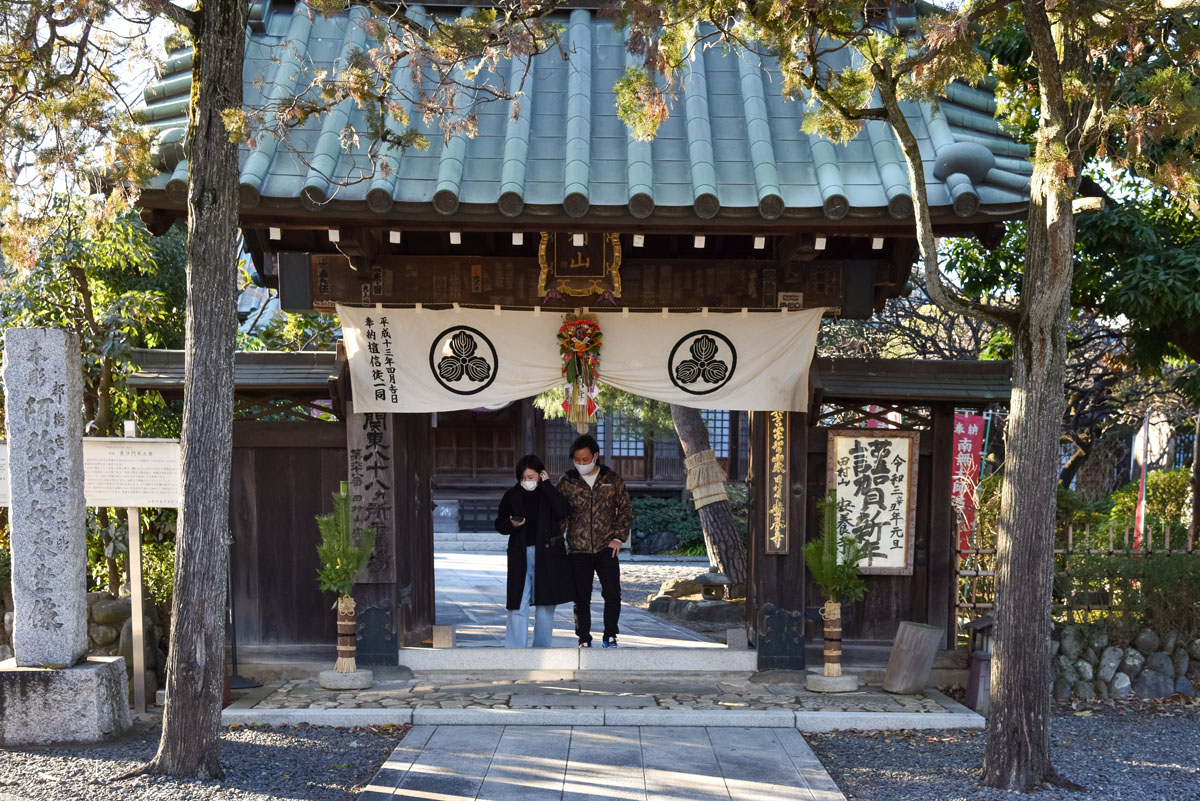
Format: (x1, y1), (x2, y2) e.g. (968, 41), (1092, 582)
(223, 674), (986, 732)
(358, 725), (848, 801)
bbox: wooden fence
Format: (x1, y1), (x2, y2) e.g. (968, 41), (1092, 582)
(957, 523), (1198, 630)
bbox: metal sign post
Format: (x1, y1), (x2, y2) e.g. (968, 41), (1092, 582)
(124, 420), (147, 714)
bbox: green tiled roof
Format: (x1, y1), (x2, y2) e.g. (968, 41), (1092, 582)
(140, 2), (1031, 225)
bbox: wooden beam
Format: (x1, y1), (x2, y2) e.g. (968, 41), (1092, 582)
(300, 253), (864, 311)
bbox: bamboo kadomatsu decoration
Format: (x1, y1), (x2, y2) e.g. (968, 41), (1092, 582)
(803, 491), (867, 685)
(315, 481), (377, 674)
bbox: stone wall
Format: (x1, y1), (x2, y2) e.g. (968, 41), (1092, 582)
(85, 591), (165, 701)
(1051, 624), (1199, 700)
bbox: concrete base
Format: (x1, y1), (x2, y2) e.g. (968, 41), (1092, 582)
(0, 656), (132, 745)
(319, 668), (374, 690)
(806, 673), (861, 693)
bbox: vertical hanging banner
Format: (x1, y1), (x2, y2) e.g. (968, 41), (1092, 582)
(765, 411), (790, 554)
(337, 305), (825, 414)
(827, 430), (918, 575)
(951, 413), (986, 551)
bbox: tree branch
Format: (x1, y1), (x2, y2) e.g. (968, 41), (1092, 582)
(143, 0), (197, 33)
(873, 69), (1019, 329)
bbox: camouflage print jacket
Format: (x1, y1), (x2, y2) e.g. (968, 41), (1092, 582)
(557, 465), (634, 554)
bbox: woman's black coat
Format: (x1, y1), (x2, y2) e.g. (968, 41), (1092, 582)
(494, 481), (575, 610)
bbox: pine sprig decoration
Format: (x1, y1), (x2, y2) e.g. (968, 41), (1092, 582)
(803, 490), (868, 604)
(315, 481), (377, 607)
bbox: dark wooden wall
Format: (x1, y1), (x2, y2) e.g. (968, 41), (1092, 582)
(749, 404), (959, 651)
(230, 421), (347, 654)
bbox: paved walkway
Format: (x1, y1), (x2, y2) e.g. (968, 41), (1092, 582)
(225, 674), (981, 732)
(434, 553), (720, 648)
(358, 725), (846, 801)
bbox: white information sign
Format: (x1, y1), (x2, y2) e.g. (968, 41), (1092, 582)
(826, 429), (918, 575)
(0, 438), (180, 508)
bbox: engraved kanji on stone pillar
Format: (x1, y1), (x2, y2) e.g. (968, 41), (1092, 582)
(3, 328), (88, 667)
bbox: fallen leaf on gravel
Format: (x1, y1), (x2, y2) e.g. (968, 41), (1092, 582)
(1074, 711), (1093, 717)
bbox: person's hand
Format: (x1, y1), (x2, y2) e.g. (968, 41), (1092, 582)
(539, 470), (550, 482)
(510, 516), (525, 527)
(607, 538), (621, 557)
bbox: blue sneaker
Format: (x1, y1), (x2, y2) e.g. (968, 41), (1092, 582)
(602, 637), (618, 648)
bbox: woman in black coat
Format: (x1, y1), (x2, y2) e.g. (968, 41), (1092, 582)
(494, 454), (575, 647)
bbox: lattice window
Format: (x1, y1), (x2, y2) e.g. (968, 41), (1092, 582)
(608, 413), (644, 457)
(700, 409), (731, 458)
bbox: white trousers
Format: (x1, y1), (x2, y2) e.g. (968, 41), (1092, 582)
(506, 545), (557, 648)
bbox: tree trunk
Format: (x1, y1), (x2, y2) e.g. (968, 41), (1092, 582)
(669, 404), (747, 587)
(144, 0), (247, 780)
(981, 167), (1074, 792)
(1191, 411), (1199, 549)
(1058, 440), (1089, 489)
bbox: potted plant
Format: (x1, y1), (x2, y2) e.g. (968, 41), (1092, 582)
(803, 490), (867, 691)
(315, 481), (376, 687)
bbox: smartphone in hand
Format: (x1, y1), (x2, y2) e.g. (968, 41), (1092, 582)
(509, 516), (525, 526)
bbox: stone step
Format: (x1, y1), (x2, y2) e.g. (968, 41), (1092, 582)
(433, 532), (505, 542)
(397, 646), (758, 673)
(432, 540), (508, 552)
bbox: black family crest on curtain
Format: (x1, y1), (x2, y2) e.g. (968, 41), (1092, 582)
(668, 330), (737, 395)
(429, 327), (498, 395)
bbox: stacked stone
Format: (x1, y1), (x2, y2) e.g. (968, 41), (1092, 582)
(1050, 624), (1199, 701)
(85, 592), (164, 701)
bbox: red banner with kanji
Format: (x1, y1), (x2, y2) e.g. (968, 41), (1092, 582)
(953, 413), (986, 551)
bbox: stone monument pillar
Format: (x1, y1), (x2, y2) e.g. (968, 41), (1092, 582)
(0, 328), (130, 745)
(5, 328), (88, 667)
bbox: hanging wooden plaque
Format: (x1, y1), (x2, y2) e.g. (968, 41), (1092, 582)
(537, 233), (622, 297)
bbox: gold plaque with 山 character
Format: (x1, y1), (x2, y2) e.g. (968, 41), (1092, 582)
(766, 411), (790, 554)
(538, 233), (622, 297)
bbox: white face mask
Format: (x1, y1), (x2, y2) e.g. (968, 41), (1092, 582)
(520, 480), (538, 492)
(577, 457), (598, 475)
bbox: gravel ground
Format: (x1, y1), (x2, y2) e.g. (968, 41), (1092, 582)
(0, 721), (408, 801)
(807, 701), (1200, 801)
(619, 559), (746, 642)
(618, 560), (707, 605)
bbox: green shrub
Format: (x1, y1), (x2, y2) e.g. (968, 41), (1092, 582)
(632, 495), (704, 552)
(1108, 467), (1192, 546)
(315, 482), (376, 604)
(803, 492), (867, 604)
(142, 540), (176, 605)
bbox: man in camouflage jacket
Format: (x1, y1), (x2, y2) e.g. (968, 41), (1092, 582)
(557, 433), (634, 647)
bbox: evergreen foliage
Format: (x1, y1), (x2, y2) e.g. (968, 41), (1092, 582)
(315, 481), (376, 605)
(804, 491), (867, 605)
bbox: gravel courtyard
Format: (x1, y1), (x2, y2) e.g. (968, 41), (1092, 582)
(0, 722), (408, 801)
(807, 701), (1200, 801)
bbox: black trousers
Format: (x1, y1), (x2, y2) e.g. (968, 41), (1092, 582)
(569, 549), (621, 643)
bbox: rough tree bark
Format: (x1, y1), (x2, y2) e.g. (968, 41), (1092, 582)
(669, 404), (746, 587)
(1192, 411), (1199, 548)
(141, 0), (247, 780)
(981, 1), (1080, 788)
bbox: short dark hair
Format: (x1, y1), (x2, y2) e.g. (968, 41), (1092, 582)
(569, 434), (599, 458)
(514, 454), (545, 480)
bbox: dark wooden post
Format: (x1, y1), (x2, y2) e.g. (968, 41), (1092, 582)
(748, 411), (809, 669)
(347, 402), (399, 665)
(928, 403), (956, 649)
(392, 412), (435, 646)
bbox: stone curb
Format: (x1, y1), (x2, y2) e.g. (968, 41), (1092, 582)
(221, 701), (985, 730)
(396, 646), (753, 672)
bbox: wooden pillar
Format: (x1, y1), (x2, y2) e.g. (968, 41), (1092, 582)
(347, 402), (399, 665)
(521, 398), (537, 456)
(392, 412), (435, 646)
(748, 410), (809, 669)
(928, 403), (956, 649)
